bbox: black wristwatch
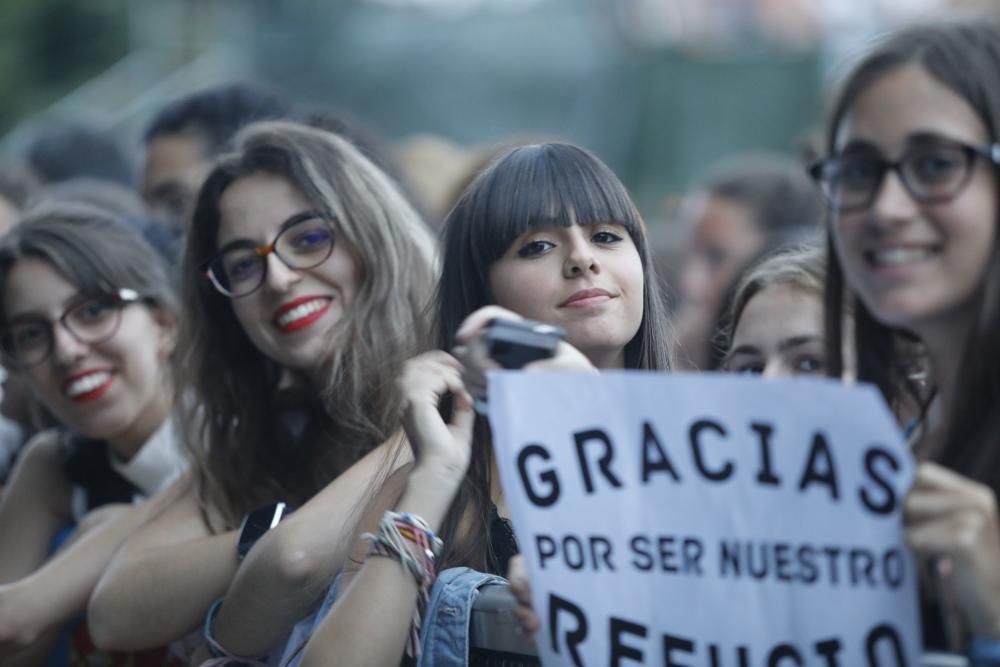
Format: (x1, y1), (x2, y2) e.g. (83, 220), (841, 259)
(236, 501), (291, 561)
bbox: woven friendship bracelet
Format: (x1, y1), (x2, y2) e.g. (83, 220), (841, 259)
(361, 511), (444, 658)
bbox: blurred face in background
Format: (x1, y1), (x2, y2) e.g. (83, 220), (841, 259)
(679, 193), (764, 311)
(674, 193), (764, 368)
(142, 131), (213, 228)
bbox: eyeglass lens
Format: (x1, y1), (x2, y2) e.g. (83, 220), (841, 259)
(210, 216), (334, 297)
(0, 298), (124, 368)
(823, 143), (974, 211)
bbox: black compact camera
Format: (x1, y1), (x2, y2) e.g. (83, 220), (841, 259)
(483, 318), (564, 369)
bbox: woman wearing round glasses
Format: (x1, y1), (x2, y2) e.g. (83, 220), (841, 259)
(813, 21), (1000, 655)
(89, 121), (437, 661)
(0, 203), (184, 664)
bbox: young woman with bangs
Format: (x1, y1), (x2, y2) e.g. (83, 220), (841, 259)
(0, 205), (185, 665)
(720, 244), (852, 379)
(299, 142), (672, 666)
(813, 21), (1000, 656)
(88, 121), (438, 661)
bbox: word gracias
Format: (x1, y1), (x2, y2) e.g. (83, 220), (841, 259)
(516, 419), (904, 515)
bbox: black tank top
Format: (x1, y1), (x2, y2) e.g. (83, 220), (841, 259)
(487, 503), (519, 576)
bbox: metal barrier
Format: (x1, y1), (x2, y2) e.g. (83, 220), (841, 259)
(470, 585), (539, 666)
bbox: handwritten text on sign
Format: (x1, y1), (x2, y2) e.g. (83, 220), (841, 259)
(489, 372), (919, 666)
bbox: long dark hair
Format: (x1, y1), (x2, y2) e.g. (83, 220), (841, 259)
(435, 142), (673, 572)
(180, 121), (437, 529)
(822, 21), (1000, 496)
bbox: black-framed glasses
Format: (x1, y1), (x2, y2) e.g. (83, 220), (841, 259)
(809, 139), (1000, 213)
(203, 211), (336, 298)
(0, 288), (141, 370)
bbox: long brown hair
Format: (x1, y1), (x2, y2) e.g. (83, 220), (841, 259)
(822, 21), (1000, 497)
(180, 121), (437, 529)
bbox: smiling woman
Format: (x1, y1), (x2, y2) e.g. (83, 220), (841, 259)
(88, 121), (438, 659)
(489, 221), (645, 370)
(0, 204), (185, 664)
(211, 175), (359, 371)
(814, 21), (1000, 654)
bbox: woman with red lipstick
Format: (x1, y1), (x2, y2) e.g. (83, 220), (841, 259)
(89, 121), (437, 661)
(0, 203), (184, 664)
(813, 21), (1000, 657)
(299, 142), (672, 666)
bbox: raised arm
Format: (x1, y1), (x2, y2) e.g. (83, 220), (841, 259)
(87, 474), (239, 650)
(196, 439), (410, 659)
(300, 350), (475, 667)
(0, 430), (73, 584)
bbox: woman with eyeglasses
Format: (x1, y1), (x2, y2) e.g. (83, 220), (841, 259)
(811, 21), (1000, 657)
(0, 203), (185, 665)
(88, 121), (437, 661)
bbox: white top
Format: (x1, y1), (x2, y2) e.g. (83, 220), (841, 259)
(109, 417), (186, 497)
(70, 417), (188, 519)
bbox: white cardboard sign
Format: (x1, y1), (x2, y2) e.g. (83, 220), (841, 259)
(489, 372), (921, 667)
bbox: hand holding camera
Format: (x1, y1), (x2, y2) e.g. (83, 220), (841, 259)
(453, 306), (592, 410)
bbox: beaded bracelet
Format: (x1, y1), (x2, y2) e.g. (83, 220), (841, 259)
(361, 511), (444, 658)
(201, 597), (270, 666)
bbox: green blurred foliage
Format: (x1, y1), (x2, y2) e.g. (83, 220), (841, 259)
(0, 0), (128, 133)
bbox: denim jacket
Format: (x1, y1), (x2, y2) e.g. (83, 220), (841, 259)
(273, 567), (508, 667)
(416, 567), (509, 667)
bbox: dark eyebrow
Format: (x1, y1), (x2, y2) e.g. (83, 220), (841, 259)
(776, 335), (823, 353)
(279, 209), (326, 232)
(839, 132), (968, 157)
(5, 291), (99, 324)
(216, 209), (326, 254)
(906, 131), (965, 146)
(5, 311), (48, 325)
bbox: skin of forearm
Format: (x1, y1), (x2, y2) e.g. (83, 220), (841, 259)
(211, 442), (410, 656)
(211, 519), (343, 656)
(0, 435), (72, 584)
(0, 502), (153, 648)
(88, 530), (239, 650)
(301, 465), (462, 667)
(302, 556), (420, 667)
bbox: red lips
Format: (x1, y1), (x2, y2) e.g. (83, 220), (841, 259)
(273, 296), (332, 334)
(62, 369), (114, 404)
